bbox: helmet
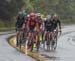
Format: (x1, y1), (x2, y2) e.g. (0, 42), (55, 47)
(46, 15), (51, 20)
(27, 14), (30, 18)
(53, 14), (58, 18)
(30, 12), (35, 17)
(23, 13), (27, 16)
(36, 13), (41, 17)
(18, 11), (23, 17)
(18, 11), (22, 15)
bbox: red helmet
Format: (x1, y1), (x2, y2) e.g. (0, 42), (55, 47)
(30, 12), (35, 17)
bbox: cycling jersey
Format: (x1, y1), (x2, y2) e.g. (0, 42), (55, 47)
(23, 13), (28, 24)
(15, 15), (25, 29)
(52, 19), (61, 30)
(44, 20), (54, 32)
(26, 17), (40, 32)
(37, 17), (43, 26)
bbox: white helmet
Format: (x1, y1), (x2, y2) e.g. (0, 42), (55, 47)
(53, 14), (58, 18)
(18, 11), (22, 15)
(36, 13), (41, 17)
(46, 15), (51, 20)
(27, 14), (30, 17)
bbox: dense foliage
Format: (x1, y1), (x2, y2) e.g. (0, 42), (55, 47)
(0, 0), (75, 27)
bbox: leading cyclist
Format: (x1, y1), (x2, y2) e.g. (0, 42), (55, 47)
(26, 12), (41, 49)
(52, 14), (61, 35)
(15, 12), (25, 47)
(43, 15), (54, 44)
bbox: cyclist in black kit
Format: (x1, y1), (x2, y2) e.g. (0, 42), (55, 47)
(43, 15), (54, 41)
(52, 14), (61, 34)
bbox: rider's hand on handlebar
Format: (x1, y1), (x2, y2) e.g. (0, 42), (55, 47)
(59, 29), (62, 35)
(22, 24), (25, 29)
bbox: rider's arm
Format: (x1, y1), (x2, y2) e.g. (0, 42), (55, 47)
(40, 20), (43, 30)
(57, 20), (61, 33)
(21, 17), (25, 29)
(15, 17), (19, 27)
(15, 21), (17, 27)
(44, 21), (47, 30)
(58, 20), (61, 30)
(26, 19), (30, 30)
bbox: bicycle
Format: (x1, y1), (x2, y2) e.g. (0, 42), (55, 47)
(16, 28), (24, 49)
(27, 31), (40, 52)
(51, 30), (58, 50)
(22, 27), (28, 47)
(52, 29), (61, 50)
(43, 31), (53, 51)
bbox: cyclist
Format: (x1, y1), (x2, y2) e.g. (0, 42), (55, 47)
(22, 12), (28, 44)
(26, 12), (41, 49)
(15, 12), (25, 47)
(43, 15), (54, 44)
(36, 13), (43, 43)
(50, 14), (61, 48)
(52, 14), (61, 35)
(36, 13), (43, 25)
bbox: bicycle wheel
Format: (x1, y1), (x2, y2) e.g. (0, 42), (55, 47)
(17, 33), (21, 48)
(43, 35), (46, 50)
(36, 41), (40, 52)
(19, 39), (21, 49)
(19, 32), (23, 49)
(30, 40), (33, 52)
(23, 29), (27, 46)
(46, 34), (50, 51)
(53, 36), (57, 50)
(22, 32), (27, 47)
(16, 35), (19, 47)
(43, 40), (46, 50)
(51, 33), (57, 50)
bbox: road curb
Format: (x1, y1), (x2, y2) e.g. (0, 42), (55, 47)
(8, 36), (47, 61)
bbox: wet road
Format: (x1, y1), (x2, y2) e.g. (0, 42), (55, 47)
(39, 25), (75, 61)
(0, 32), (35, 61)
(0, 25), (75, 61)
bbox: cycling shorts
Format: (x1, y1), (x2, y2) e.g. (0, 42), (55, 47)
(46, 28), (53, 32)
(16, 27), (23, 31)
(29, 26), (35, 32)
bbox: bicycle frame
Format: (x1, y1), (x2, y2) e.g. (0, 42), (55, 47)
(46, 31), (53, 50)
(53, 29), (58, 39)
(17, 30), (24, 49)
(27, 31), (40, 52)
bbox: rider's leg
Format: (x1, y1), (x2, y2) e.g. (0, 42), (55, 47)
(49, 32), (52, 40)
(56, 27), (58, 36)
(16, 31), (19, 38)
(22, 29), (25, 40)
(20, 30), (24, 39)
(46, 31), (50, 45)
(35, 33), (39, 43)
(27, 32), (32, 48)
(54, 27), (58, 35)
(28, 32), (32, 41)
(51, 31), (55, 47)
(43, 31), (47, 41)
(16, 30), (19, 46)
(16, 28), (19, 40)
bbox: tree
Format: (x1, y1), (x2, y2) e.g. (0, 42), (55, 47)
(0, 0), (24, 20)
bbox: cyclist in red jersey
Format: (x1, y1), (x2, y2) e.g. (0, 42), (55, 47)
(26, 12), (41, 49)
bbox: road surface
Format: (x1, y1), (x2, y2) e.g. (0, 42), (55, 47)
(0, 25), (75, 61)
(39, 25), (75, 61)
(0, 32), (35, 61)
